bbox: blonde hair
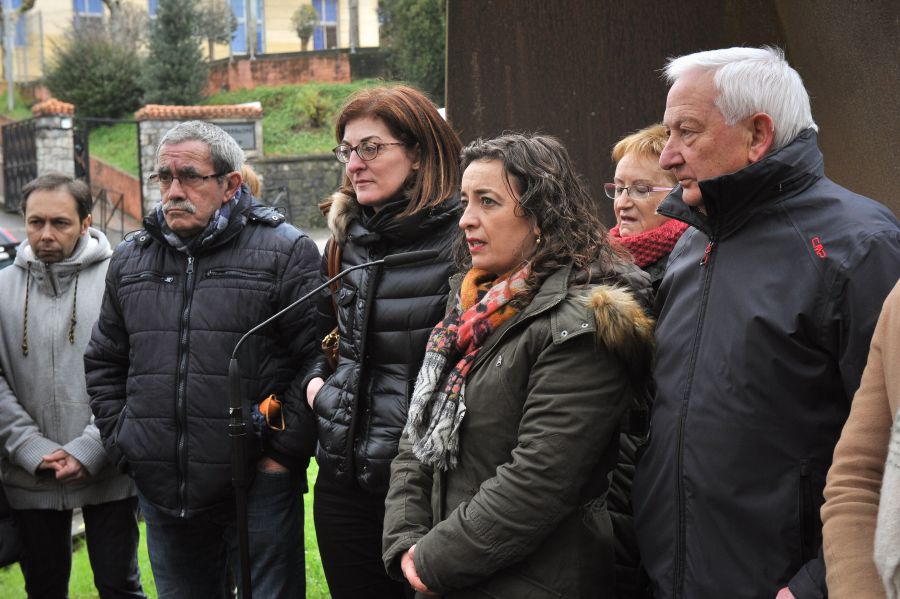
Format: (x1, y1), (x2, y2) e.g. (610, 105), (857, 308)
(241, 164), (263, 196)
(611, 123), (677, 185)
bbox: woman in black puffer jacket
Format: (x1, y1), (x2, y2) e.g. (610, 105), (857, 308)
(300, 85), (461, 599)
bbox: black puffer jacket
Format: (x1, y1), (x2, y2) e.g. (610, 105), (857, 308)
(85, 190), (321, 517)
(633, 130), (900, 598)
(303, 191), (459, 493)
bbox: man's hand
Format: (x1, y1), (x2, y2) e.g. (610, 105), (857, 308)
(776, 587), (796, 599)
(401, 545), (437, 596)
(306, 377), (325, 410)
(39, 449), (87, 483)
(257, 456), (289, 474)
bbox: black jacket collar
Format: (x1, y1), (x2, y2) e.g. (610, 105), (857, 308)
(657, 128), (824, 239)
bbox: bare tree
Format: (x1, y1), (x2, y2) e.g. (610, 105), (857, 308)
(197, 0), (236, 61)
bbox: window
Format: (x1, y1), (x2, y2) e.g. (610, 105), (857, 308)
(73, 0), (104, 29)
(11, 0), (25, 47)
(230, 0), (264, 55)
(312, 0), (337, 50)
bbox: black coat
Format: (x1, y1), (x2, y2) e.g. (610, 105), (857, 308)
(303, 192), (460, 493)
(85, 191), (322, 517)
(633, 130), (900, 598)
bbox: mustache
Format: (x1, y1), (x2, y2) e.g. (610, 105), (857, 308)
(162, 199), (197, 214)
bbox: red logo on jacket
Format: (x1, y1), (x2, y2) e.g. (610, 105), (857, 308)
(811, 236), (827, 259)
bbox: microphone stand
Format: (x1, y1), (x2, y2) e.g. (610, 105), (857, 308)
(227, 249), (438, 598)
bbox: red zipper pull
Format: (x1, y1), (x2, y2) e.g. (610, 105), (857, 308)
(700, 241), (715, 266)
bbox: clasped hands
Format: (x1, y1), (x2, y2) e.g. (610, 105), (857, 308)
(37, 449), (87, 483)
(401, 544), (438, 596)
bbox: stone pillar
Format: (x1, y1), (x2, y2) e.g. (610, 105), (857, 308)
(135, 104), (264, 215)
(31, 98), (75, 177)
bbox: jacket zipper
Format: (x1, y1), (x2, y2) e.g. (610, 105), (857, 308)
(344, 258), (382, 475)
(700, 240), (716, 266)
(674, 236), (717, 597)
(176, 256), (196, 517)
(205, 268), (274, 281)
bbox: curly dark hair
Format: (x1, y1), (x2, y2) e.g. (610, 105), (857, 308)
(455, 133), (629, 307)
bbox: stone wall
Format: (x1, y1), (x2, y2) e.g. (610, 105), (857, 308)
(250, 154), (343, 231)
(34, 115), (74, 177)
(137, 118), (177, 213)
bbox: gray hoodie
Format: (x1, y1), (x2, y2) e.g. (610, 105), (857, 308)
(0, 227), (134, 510)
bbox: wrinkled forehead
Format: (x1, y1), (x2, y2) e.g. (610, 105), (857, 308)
(157, 140), (213, 172)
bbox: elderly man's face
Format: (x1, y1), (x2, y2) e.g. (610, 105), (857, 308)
(156, 140), (240, 237)
(659, 68), (755, 209)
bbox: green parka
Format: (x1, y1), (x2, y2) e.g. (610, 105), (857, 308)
(382, 264), (655, 598)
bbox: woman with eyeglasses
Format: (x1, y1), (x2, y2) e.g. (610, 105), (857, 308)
(382, 133), (653, 598)
(607, 123), (687, 291)
(604, 123), (685, 599)
(296, 85), (461, 599)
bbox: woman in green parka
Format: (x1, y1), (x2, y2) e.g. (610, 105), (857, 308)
(382, 133), (655, 598)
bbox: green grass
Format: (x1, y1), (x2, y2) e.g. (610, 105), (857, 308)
(86, 79), (393, 177)
(88, 123), (141, 176)
(0, 463), (327, 598)
(203, 79), (388, 157)
(0, 90), (34, 121)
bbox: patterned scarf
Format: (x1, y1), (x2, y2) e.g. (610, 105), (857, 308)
(609, 218), (689, 268)
(155, 195), (238, 254)
(406, 266), (529, 470)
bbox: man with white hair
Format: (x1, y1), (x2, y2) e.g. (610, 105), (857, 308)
(632, 46), (900, 598)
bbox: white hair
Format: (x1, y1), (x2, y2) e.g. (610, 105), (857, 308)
(664, 46), (817, 151)
(157, 120), (245, 173)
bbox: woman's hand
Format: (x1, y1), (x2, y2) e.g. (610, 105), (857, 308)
(306, 377), (325, 410)
(401, 545), (437, 596)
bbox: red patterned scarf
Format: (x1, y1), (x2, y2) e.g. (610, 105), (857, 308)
(610, 218), (689, 268)
(405, 266), (529, 470)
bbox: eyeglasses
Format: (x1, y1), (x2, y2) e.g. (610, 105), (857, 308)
(149, 171), (227, 190)
(604, 183), (673, 201)
(332, 141), (406, 163)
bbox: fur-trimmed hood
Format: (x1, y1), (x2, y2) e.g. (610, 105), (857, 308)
(586, 284), (655, 387)
(326, 191), (359, 245)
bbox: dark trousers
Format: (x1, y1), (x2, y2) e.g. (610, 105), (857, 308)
(15, 496), (144, 599)
(314, 473), (412, 599)
(139, 468), (305, 599)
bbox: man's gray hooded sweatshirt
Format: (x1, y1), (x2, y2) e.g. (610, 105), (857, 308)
(0, 228), (134, 509)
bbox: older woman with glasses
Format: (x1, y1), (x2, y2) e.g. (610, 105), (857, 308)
(382, 133), (653, 598)
(294, 85), (462, 599)
(607, 123), (687, 291)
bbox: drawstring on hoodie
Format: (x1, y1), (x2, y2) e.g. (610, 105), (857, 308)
(68, 266), (80, 344)
(21, 263), (82, 356)
(21, 264), (31, 355)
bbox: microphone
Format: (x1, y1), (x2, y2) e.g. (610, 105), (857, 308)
(226, 246), (439, 599)
(230, 248), (439, 360)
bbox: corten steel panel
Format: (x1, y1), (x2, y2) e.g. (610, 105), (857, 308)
(774, 1), (899, 212)
(446, 0), (899, 223)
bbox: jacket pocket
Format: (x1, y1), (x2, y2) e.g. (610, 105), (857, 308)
(119, 271), (175, 287)
(205, 268), (275, 282)
(798, 459), (816, 563)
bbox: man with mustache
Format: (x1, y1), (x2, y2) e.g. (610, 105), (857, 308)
(85, 121), (322, 598)
(0, 174), (144, 598)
